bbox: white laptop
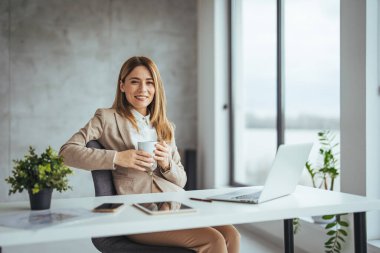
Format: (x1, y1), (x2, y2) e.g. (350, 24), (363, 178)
(209, 143), (313, 204)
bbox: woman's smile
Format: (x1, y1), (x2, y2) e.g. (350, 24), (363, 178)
(134, 95), (149, 101)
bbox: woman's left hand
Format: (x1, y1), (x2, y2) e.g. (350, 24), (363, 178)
(154, 141), (171, 171)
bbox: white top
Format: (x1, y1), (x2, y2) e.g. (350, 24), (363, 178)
(128, 109), (158, 149)
(1, 186), (380, 247)
(112, 109), (158, 166)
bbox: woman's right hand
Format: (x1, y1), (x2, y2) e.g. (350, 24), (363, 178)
(114, 150), (155, 172)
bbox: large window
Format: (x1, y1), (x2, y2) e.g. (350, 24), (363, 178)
(231, 0), (277, 185)
(231, 0), (340, 186)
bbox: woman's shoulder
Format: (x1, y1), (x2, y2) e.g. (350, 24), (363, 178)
(94, 108), (117, 120)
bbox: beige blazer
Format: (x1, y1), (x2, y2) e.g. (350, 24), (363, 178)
(59, 108), (186, 195)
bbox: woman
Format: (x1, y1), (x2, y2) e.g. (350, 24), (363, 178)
(59, 56), (240, 253)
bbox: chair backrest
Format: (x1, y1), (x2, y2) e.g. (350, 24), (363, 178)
(86, 140), (117, 197)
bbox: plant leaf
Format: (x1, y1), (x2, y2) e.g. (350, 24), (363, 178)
(327, 230), (336, 236)
(338, 221), (349, 227)
(325, 237), (335, 245)
(338, 229), (348, 236)
(325, 222), (337, 229)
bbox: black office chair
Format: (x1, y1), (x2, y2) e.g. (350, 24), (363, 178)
(87, 140), (194, 253)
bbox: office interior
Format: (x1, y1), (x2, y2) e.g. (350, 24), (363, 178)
(0, 0), (379, 252)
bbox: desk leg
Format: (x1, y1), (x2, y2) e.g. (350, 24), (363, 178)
(354, 212), (367, 253)
(284, 219), (294, 253)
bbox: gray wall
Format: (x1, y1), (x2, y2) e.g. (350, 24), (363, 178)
(0, 0), (197, 202)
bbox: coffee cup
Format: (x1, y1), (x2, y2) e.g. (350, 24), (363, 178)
(137, 141), (158, 171)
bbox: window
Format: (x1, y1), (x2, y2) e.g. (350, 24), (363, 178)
(284, 0), (340, 186)
(231, 0), (277, 185)
(231, 0), (340, 186)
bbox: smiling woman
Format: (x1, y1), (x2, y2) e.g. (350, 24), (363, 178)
(112, 57), (173, 143)
(59, 56), (241, 253)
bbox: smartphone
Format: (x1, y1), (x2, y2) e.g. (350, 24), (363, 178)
(93, 203), (124, 213)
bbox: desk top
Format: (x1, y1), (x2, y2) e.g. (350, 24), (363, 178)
(1, 185), (380, 247)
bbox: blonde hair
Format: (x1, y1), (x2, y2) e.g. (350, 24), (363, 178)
(112, 56), (173, 142)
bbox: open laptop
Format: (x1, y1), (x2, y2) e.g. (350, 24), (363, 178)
(209, 143), (313, 204)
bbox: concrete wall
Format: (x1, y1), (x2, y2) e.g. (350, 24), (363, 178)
(0, 0), (11, 203)
(0, 0), (197, 202)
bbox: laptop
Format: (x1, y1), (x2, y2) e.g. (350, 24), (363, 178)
(209, 143), (313, 204)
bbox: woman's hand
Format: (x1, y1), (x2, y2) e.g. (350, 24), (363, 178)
(114, 150), (155, 172)
(154, 141), (171, 171)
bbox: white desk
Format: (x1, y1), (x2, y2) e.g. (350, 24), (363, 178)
(1, 186), (380, 253)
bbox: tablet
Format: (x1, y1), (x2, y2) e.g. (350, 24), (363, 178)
(133, 201), (197, 215)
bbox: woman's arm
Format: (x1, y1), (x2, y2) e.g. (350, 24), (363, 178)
(59, 109), (116, 170)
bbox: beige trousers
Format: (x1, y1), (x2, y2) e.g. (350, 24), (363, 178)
(128, 225), (240, 253)
(128, 183), (241, 253)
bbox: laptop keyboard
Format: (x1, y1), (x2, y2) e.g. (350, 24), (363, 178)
(232, 191), (262, 200)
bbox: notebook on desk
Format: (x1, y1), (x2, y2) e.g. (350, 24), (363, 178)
(209, 143), (313, 204)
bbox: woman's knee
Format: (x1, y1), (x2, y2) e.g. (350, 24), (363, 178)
(229, 226), (241, 243)
(205, 230), (228, 252)
(213, 225), (241, 248)
(216, 226), (241, 241)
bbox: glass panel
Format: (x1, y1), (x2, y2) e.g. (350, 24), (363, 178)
(232, 0), (277, 185)
(284, 0), (340, 189)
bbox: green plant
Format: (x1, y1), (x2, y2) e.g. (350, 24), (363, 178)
(293, 217), (301, 234)
(306, 130), (340, 191)
(305, 130), (349, 253)
(5, 146), (73, 195)
(321, 214), (349, 253)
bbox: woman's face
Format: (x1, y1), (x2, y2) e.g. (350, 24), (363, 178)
(120, 66), (155, 116)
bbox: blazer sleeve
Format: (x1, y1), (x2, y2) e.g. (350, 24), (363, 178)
(159, 138), (187, 188)
(59, 109), (116, 170)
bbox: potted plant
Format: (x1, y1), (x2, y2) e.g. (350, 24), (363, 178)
(303, 130), (349, 253)
(5, 146), (73, 210)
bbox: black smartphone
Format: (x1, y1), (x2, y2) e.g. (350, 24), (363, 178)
(93, 203), (124, 213)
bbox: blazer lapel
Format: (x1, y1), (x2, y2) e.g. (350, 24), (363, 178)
(114, 112), (133, 149)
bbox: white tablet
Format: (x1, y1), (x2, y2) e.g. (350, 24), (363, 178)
(133, 201), (197, 215)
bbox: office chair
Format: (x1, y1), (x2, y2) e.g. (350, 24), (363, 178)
(87, 140), (194, 253)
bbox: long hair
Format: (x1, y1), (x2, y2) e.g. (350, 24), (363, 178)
(112, 56), (173, 142)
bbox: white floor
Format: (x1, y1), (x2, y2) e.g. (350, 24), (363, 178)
(238, 225), (283, 253)
(3, 225), (284, 253)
